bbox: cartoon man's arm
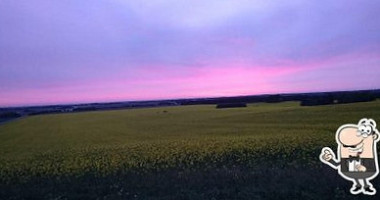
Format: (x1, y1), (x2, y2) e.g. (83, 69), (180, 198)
(320, 147), (340, 169)
(355, 159), (377, 172)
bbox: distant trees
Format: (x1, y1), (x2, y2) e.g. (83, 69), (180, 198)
(0, 112), (21, 119)
(300, 94), (334, 106)
(264, 95), (283, 103)
(300, 92), (376, 106)
(216, 103), (247, 109)
(335, 92), (376, 104)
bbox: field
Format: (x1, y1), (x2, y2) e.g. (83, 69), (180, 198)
(1, 101), (380, 199)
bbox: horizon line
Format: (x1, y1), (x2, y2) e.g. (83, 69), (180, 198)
(1, 88), (379, 109)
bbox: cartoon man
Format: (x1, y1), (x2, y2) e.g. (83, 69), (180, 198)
(320, 118), (379, 195)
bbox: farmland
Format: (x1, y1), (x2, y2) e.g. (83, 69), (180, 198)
(1, 101), (380, 199)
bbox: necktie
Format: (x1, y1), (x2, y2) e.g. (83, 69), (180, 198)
(348, 155), (360, 162)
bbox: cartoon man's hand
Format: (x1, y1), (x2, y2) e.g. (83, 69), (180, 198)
(320, 148), (335, 162)
(355, 164), (367, 172)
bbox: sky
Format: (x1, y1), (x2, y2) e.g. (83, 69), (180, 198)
(0, 0), (380, 107)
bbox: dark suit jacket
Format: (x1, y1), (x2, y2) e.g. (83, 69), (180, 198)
(329, 158), (376, 172)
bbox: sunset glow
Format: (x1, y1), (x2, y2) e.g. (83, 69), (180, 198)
(1, 0), (380, 106)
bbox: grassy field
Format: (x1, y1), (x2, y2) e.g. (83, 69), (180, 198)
(1, 101), (380, 199)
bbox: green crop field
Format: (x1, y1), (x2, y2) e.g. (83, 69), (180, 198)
(1, 101), (380, 199)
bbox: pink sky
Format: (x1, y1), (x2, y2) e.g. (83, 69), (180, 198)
(1, 0), (380, 107)
(1, 52), (379, 107)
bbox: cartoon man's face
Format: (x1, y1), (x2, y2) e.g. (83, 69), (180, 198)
(337, 120), (379, 158)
